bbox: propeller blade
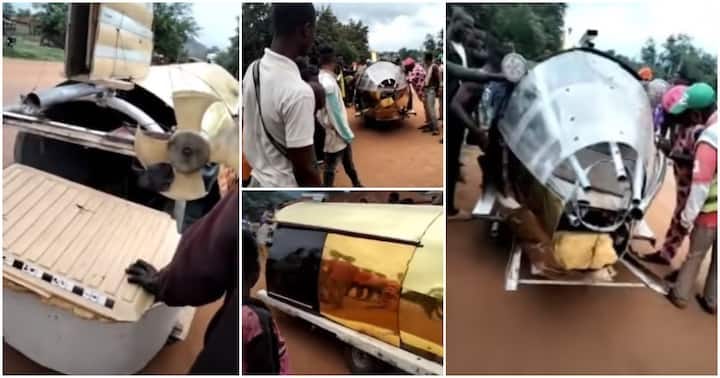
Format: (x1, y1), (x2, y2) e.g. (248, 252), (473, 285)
(206, 102), (239, 171)
(134, 130), (170, 167)
(164, 170), (207, 200)
(172, 90), (219, 132)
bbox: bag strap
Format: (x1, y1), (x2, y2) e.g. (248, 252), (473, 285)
(252, 60), (289, 158)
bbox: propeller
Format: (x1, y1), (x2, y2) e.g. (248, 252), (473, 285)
(134, 90), (238, 200)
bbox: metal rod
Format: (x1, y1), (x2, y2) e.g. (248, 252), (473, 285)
(609, 142), (627, 181)
(568, 155), (591, 191)
(619, 254), (669, 295)
(2, 111), (135, 157)
(632, 157), (644, 205)
(24, 83), (104, 111)
(102, 96), (164, 133)
(517, 279), (647, 288)
(630, 156), (646, 219)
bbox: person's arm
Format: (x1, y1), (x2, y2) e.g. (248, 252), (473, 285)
(287, 147), (321, 186)
(284, 89), (322, 187)
(129, 190), (239, 307)
(447, 61), (506, 83)
(451, 83), (481, 131)
(321, 79), (354, 143)
(680, 142), (717, 229)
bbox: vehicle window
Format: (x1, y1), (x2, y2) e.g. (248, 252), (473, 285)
(266, 226), (326, 311)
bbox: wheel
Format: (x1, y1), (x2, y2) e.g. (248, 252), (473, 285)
(344, 345), (389, 374)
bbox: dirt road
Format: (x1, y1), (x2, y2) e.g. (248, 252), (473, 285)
(2, 58), (227, 374)
(446, 146), (717, 374)
(2, 59), (67, 167)
(330, 98), (443, 188)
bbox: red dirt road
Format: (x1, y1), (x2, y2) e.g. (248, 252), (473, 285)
(330, 97), (443, 188)
(446, 146), (717, 374)
(2, 58), (226, 374)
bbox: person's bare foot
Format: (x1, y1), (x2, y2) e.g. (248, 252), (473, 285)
(447, 209), (472, 221)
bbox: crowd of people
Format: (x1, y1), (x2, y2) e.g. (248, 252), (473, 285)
(443, 6), (717, 313)
(444, 6), (512, 221)
(241, 3), (442, 188)
(637, 71), (717, 314)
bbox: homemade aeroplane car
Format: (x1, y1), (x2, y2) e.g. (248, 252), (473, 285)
(3, 3), (238, 374)
(473, 31), (668, 294)
(353, 61), (415, 124)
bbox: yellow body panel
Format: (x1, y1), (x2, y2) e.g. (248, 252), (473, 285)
(274, 202), (442, 244)
(2, 164), (179, 322)
(90, 3), (154, 80)
(319, 234), (415, 346)
(399, 215), (444, 360)
(135, 63), (240, 117)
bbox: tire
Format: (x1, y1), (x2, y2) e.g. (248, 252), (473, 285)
(344, 345), (389, 374)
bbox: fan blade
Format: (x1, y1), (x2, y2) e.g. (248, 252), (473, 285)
(172, 90), (219, 132)
(206, 102), (239, 171)
(134, 130), (170, 167)
(164, 170), (207, 200)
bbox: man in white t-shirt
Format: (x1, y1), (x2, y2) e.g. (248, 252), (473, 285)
(316, 46), (363, 187)
(242, 4), (321, 187)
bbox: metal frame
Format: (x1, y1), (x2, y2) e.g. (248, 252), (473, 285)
(473, 193), (668, 294)
(503, 243), (668, 294)
(256, 289), (443, 375)
(3, 111), (135, 156)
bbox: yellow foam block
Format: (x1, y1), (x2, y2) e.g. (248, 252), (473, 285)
(553, 232), (618, 270)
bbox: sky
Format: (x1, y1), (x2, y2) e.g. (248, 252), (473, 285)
(318, 2), (445, 52)
(10, 2), (236, 49)
(565, 1), (718, 58)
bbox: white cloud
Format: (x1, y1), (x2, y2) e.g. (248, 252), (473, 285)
(328, 3), (444, 52)
(565, 1), (718, 58)
(191, 2), (238, 49)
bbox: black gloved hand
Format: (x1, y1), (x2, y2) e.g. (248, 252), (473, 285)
(126, 259), (161, 296)
(137, 163), (174, 192)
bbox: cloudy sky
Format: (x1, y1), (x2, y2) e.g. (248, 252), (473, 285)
(565, 1), (718, 58)
(318, 2), (445, 52)
(11, 2), (236, 49)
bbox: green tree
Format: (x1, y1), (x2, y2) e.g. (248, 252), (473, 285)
(152, 3), (199, 63)
(436, 29), (444, 55)
(33, 3), (67, 48)
(457, 3), (567, 60)
(241, 4), (370, 74)
(656, 34), (716, 87)
(216, 16), (239, 77)
(241, 3), (272, 74)
(640, 38), (658, 72)
(16, 8), (31, 18)
(4, 3), (16, 18)
(423, 33), (436, 54)
(341, 19), (370, 61)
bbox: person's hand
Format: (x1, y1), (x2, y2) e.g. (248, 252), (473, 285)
(137, 163), (174, 192)
(126, 259), (161, 296)
(657, 138), (672, 155)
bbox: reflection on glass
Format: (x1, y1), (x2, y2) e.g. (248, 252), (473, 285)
(319, 233), (414, 347)
(266, 227), (326, 311)
(399, 215), (444, 362)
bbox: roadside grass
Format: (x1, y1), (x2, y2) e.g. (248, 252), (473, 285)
(3, 36), (65, 62)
